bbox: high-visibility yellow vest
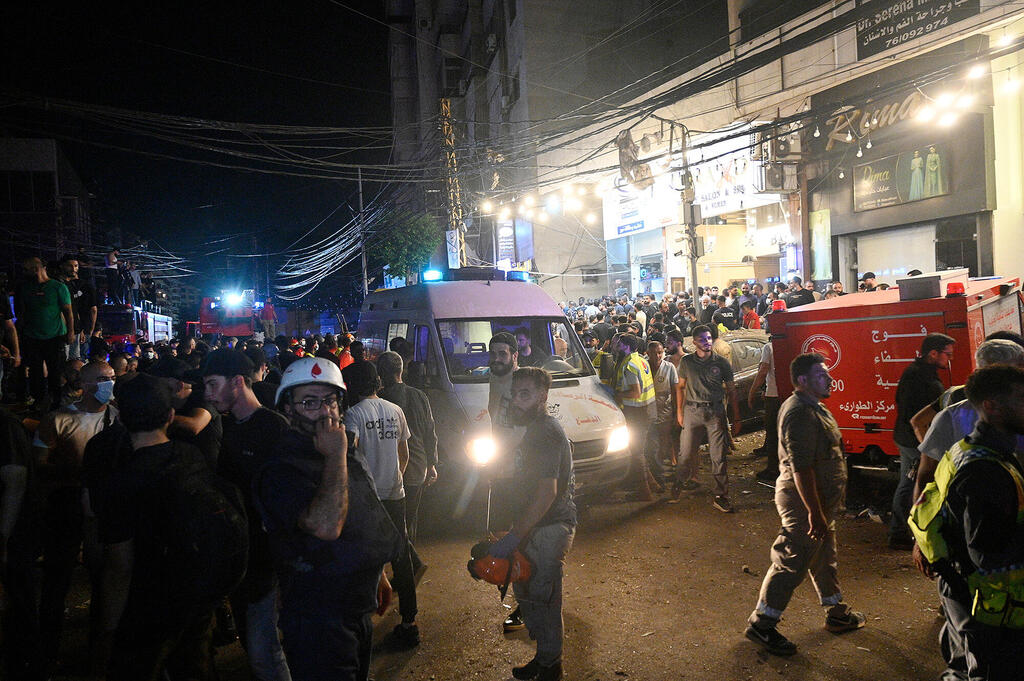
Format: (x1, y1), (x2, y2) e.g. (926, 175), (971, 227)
(616, 352), (655, 408)
(909, 439), (1024, 629)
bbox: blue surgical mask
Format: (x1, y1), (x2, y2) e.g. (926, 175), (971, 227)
(94, 380), (115, 404)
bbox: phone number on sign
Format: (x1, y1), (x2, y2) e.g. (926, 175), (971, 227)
(882, 17), (949, 49)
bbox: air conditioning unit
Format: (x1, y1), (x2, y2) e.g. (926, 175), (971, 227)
(771, 132), (802, 160)
(757, 163), (798, 193)
(485, 33), (498, 54)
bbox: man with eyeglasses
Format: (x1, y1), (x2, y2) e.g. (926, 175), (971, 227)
(256, 357), (400, 681)
(888, 333), (955, 550)
(203, 350), (291, 681)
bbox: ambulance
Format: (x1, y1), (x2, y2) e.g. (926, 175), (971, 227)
(356, 269), (631, 500)
(769, 270), (1023, 465)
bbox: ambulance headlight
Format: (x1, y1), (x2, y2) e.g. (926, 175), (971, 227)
(606, 425), (630, 454)
(468, 436), (497, 465)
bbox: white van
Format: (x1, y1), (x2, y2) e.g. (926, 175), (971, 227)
(357, 273), (630, 499)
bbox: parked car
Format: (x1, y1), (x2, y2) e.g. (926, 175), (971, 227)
(683, 329), (769, 426)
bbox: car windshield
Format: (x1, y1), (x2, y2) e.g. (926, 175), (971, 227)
(436, 317), (594, 382)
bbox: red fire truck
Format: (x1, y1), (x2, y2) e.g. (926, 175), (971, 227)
(98, 303), (175, 349)
(769, 273), (1024, 465)
(197, 291), (257, 338)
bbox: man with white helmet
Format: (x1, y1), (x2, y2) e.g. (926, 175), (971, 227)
(255, 357), (403, 681)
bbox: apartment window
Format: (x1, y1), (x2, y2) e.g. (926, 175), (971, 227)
(441, 57), (464, 97)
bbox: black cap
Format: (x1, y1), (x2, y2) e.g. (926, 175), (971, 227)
(243, 346), (267, 368)
(148, 358), (191, 381)
(860, 271), (876, 281)
(202, 349), (255, 378)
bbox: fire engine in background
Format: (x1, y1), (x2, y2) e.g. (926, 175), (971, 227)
(98, 302), (174, 349)
(195, 290), (259, 338)
(770, 269), (1024, 466)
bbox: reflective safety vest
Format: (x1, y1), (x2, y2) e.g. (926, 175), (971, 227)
(592, 350), (616, 387)
(616, 352), (655, 408)
(909, 439), (1024, 628)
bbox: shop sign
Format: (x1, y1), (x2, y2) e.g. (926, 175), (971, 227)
(687, 124), (779, 217)
(496, 220), (516, 262)
(824, 91), (925, 151)
(445, 229), (461, 269)
(856, 0), (981, 60)
(853, 143), (950, 211)
(602, 172), (680, 241)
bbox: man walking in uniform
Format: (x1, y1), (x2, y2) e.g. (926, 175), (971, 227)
(611, 334), (656, 499)
(490, 367), (576, 681)
(670, 325), (740, 512)
(745, 353), (865, 655)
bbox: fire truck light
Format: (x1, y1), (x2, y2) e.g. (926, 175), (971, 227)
(226, 293), (244, 306)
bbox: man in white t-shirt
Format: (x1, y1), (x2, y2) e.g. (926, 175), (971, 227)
(749, 342), (780, 482)
(342, 361), (420, 648)
(35, 360), (118, 668)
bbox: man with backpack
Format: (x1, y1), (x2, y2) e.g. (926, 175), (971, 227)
(91, 373), (248, 681)
(256, 357), (401, 681)
(203, 349), (292, 681)
(910, 365), (1024, 680)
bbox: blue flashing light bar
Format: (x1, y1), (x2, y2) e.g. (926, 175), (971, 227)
(423, 269), (444, 282)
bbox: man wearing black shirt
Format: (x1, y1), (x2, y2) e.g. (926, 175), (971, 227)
(490, 367), (576, 681)
(149, 358), (223, 470)
(590, 313), (615, 347)
(203, 349), (291, 681)
(889, 333), (954, 550)
(711, 296), (738, 331)
(58, 256), (96, 362)
(783, 277), (816, 309)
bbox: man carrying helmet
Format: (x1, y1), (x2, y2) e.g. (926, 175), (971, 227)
(490, 367), (576, 681)
(255, 357), (403, 681)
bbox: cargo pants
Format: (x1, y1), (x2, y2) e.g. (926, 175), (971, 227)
(748, 480), (849, 628)
(512, 523), (575, 667)
(675, 401), (729, 497)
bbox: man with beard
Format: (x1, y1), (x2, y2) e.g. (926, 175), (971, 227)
(202, 350), (291, 681)
(256, 358), (399, 681)
(745, 354), (864, 656)
(491, 367), (576, 681)
(611, 334), (656, 500)
(487, 331), (528, 632)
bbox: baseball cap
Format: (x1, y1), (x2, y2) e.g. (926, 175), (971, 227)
(202, 349), (255, 378)
(860, 271), (876, 281)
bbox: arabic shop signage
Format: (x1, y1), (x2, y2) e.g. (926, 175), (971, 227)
(853, 143), (950, 211)
(856, 0), (981, 60)
(687, 124), (779, 217)
(601, 171), (680, 241)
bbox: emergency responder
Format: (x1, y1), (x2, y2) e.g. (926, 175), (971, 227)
(490, 367), (576, 681)
(889, 333), (955, 550)
(670, 325), (740, 512)
(915, 365), (1024, 680)
(256, 357), (400, 681)
(611, 333), (656, 499)
(745, 353), (865, 656)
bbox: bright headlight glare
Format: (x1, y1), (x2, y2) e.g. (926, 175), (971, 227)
(468, 436), (497, 465)
(606, 425), (630, 453)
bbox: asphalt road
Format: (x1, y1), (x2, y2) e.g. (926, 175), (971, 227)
(39, 431), (946, 681)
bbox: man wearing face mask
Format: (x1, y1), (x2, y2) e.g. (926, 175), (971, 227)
(203, 350), (292, 681)
(256, 357), (400, 681)
(34, 360), (117, 672)
(491, 367), (576, 681)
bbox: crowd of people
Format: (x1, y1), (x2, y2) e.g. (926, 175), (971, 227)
(4, 254), (1024, 681)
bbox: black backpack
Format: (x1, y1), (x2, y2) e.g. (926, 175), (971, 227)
(150, 442), (250, 606)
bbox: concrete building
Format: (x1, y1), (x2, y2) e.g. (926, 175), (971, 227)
(385, 0), (730, 302)
(0, 138), (93, 276)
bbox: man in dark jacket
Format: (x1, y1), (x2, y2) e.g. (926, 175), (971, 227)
(889, 333), (955, 549)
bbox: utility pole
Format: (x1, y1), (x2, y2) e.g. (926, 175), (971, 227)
(359, 167), (368, 296)
(684, 205), (702, 298)
(439, 97), (466, 267)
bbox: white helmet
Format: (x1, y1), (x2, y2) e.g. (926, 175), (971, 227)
(275, 357), (347, 406)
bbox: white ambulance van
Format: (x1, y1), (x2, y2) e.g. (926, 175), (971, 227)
(356, 270), (630, 500)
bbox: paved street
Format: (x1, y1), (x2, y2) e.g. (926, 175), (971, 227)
(42, 432), (946, 681)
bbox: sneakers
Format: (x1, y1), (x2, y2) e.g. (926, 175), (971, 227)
(512, 659), (538, 680)
(713, 495), (734, 513)
(504, 606), (525, 632)
(390, 622), (420, 648)
(745, 624), (797, 656)
(825, 609), (866, 633)
(756, 467), (779, 483)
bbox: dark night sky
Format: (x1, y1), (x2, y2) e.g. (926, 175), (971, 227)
(2, 1), (389, 285)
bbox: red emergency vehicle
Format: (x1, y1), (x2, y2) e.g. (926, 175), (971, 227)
(98, 303), (174, 349)
(770, 275), (1023, 464)
(198, 293), (256, 338)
